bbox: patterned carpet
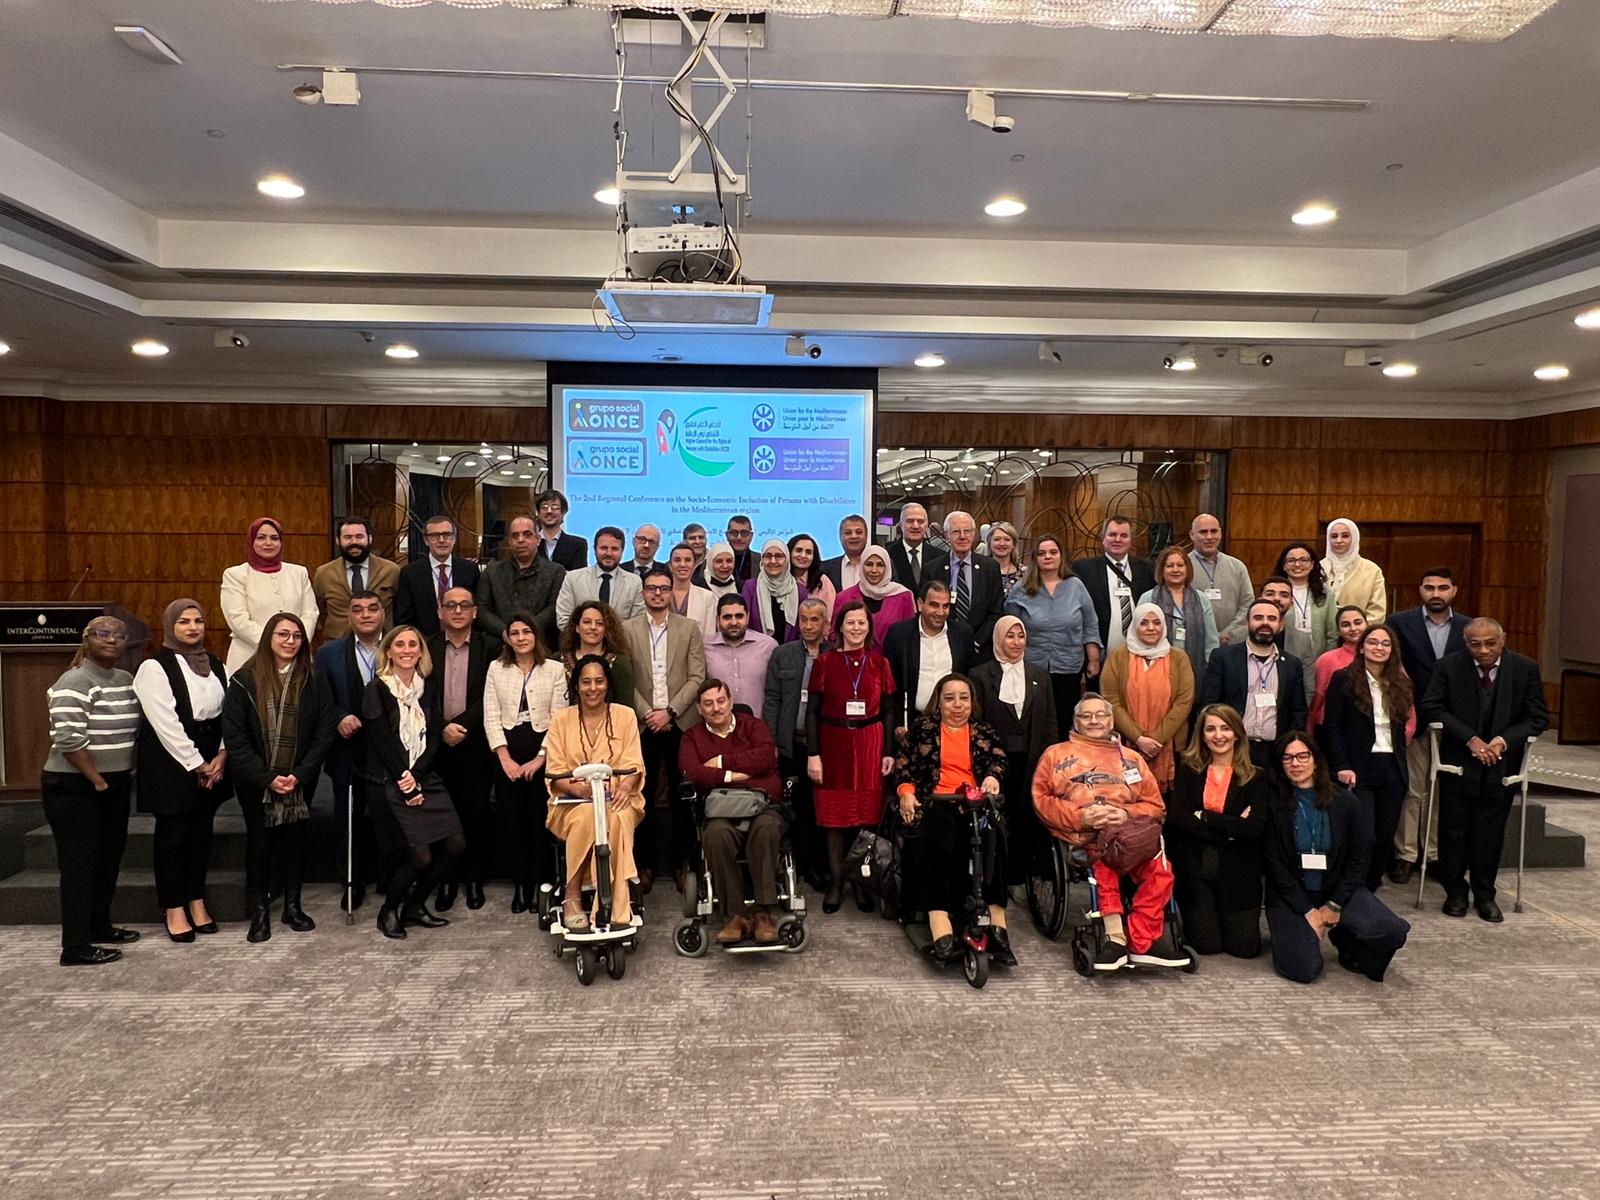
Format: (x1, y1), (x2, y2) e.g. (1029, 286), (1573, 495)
(4, 800), (1599, 1200)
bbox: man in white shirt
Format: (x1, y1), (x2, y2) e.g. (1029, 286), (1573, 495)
(883, 580), (974, 739)
(1072, 517), (1156, 669)
(313, 517), (400, 640)
(821, 513), (870, 593)
(622, 524), (663, 577)
(703, 593), (779, 717)
(555, 525), (645, 630)
(395, 515), (481, 638)
(1187, 513), (1254, 646)
(887, 503), (950, 593)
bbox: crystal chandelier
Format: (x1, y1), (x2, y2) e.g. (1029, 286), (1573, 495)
(260, 0), (1562, 42)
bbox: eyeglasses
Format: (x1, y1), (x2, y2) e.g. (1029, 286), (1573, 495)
(424, 530), (455, 540)
(90, 630), (127, 642)
(643, 583), (672, 593)
(1078, 710), (1113, 722)
(273, 630), (305, 642)
(1283, 555), (1313, 565)
(1281, 751), (1314, 765)
(440, 601), (475, 611)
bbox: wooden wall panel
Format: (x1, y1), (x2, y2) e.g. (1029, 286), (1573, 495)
(1316, 452), (1488, 501)
(1226, 449), (1319, 496)
(325, 404), (548, 443)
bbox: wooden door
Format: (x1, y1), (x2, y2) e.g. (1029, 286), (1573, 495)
(1334, 523), (1479, 619)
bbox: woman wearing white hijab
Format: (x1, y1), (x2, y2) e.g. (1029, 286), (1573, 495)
(831, 545), (913, 654)
(1097, 603), (1195, 793)
(699, 542), (741, 602)
(971, 615), (1057, 890)
(743, 538), (807, 642)
(1320, 518), (1387, 623)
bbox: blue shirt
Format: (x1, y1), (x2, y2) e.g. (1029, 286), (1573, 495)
(1004, 577), (1102, 673)
(1294, 786), (1331, 894)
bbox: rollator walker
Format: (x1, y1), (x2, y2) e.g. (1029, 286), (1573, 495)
(538, 763), (641, 984)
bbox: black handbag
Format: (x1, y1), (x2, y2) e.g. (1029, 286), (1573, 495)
(844, 810), (903, 906)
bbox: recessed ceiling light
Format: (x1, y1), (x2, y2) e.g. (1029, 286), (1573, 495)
(256, 175), (306, 200)
(1534, 364), (1571, 381)
(1292, 203), (1338, 226)
(594, 186), (621, 206)
(435, 455), (451, 463)
(130, 338), (169, 357)
(384, 344), (419, 359)
(496, 453), (512, 461)
(914, 352), (946, 368)
(0, 340), (10, 356)
(500, 469), (515, 476)
(518, 473), (533, 480)
(984, 196), (1027, 218)
(463, 459), (478, 467)
(1382, 362), (1418, 378)
(1575, 308), (1600, 330)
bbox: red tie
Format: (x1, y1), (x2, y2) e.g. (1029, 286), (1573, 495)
(437, 563), (450, 602)
(1479, 663), (1493, 690)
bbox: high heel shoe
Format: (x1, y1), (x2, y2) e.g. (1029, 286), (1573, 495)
(165, 911), (196, 944)
(822, 890), (843, 915)
(511, 884), (528, 914)
(853, 885), (875, 914)
(185, 902), (218, 935)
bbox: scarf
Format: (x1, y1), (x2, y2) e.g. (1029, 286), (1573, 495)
(1124, 602), (1172, 660)
(1321, 517), (1362, 593)
(246, 516), (284, 573)
(754, 538), (799, 627)
(260, 664), (308, 826)
(856, 546), (909, 602)
(1124, 647), (1176, 789)
(162, 597), (212, 677)
(384, 670), (428, 768)
(705, 542), (739, 599)
(1147, 587), (1206, 679)
(992, 614), (1027, 716)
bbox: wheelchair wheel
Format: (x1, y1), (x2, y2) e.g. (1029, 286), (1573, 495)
(1071, 939), (1093, 978)
(963, 948), (989, 989)
(1180, 944), (1200, 974)
(575, 947), (597, 986)
(673, 918), (709, 958)
(778, 919), (808, 952)
(1028, 841), (1068, 940)
(606, 944), (627, 980)
(682, 871), (700, 919)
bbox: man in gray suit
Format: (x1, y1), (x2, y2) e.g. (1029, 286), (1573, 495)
(622, 566), (707, 892)
(555, 525), (644, 630)
(763, 597), (831, 888)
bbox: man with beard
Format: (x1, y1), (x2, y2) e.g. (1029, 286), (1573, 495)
(1199, 599), (1308, 769)
(314, 517), (399, 639)
(476, 514), (566, 648)
(556, 526), (644, 629)
(821, 513), (870, 594)
(883, 579), (973, 740)
(702, 593), (778, 718)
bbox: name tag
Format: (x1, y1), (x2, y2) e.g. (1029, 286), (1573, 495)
(1122, 768), (1143, 786)
(799, 689), (808, 705)
(1301, 852), (1327, 871)
(1254, 692), (1276, 710)
(845, 700), (867, 717)
(1203, 587), (1223, 601)
(1296, 614), (1311, 632)
(1113, 583), (1132, 597)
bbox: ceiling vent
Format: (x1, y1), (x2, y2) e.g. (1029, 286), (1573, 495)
(598, 281), (773, 328)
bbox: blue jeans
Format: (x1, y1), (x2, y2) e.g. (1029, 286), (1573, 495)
(1266, 886), (1410, 984)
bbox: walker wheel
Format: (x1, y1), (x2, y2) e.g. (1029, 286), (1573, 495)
(575, 947), (597, 985)
(963, 948), (989, 989)
(606, 944), (627, 980)
(779, 919), (808, 952)
(674, 918), (709, 958)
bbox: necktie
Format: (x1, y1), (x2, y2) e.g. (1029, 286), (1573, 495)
(599, 571), (612, 604)
(1480, 663), (1494, 690)
(910, 546), (921, 586)
(953, 558), (970, 625)
(437, 563), (450, 602)
(350, 563), (364, 595)
(1111, 560), (1132, 635)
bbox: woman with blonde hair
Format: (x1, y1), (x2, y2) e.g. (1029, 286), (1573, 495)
(984, 521), (1025, 599)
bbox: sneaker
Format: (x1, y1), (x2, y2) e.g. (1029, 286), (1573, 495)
(1094, 938), (1129, 971)
(1130, 926), (1191, 968)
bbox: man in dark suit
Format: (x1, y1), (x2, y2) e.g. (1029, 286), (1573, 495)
(1199, 599), (1309, 769)
(763, 597), (832, 888)
(723, 514), (757, 586)
(886, 502), (949, 593)
(1387, 566), (1472, 884)
(395, 514), (481, 638)
(1422, 617), (1548, 922)
(534, 489), (588, 570)
(942, 510), (1004, 660)
(620, 523), (663, 578)
(426, 587), (501, 911)
(820, 513), (870, 594)
(1072, 516), (1156, 678)
(883, 580), (974, 740)
(313, 590), (386, 911)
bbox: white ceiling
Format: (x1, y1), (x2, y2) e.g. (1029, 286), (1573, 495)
(1, 0), (1599, 414)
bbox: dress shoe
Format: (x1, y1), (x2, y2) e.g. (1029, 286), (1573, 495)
(510, 884), (528, 914)
(339, 883), (367, 913)
(61, 946), (121, 966)
(989, 926), (1018, 968)
(1388, 860), (1415, 886)
(166, 924), (196, 945)
(377, 904), (407, 940)
(1476, 899), (1505, 923)
(402, 902), (449, 929)
(927, 933), (961, 963)
(716, 914), (751, 945)
(465, 882), (486, 910)
(1441, 896), (1469, 918)
(90, 927), (140, 945)
(822, 891), (843, 915)
(752, 909), (779, 944)
(435, 882), (457, 911)
(185, 903), (219, 935)
(281, 890), (316, 933)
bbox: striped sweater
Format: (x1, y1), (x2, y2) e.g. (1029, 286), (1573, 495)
(45, 661), (140, 775)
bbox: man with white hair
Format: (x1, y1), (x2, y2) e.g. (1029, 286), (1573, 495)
(886, 502), (949, 593)
(942, 510), (1004, 659)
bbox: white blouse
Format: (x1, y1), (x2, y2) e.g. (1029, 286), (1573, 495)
(133, 656), (226, 771)
(1367, 673), (1394, 754)
(483, 658), (570, 751)
(220, 562), (320, 673)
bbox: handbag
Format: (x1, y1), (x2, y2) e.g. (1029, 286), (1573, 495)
(703, 786), (769, 821)
(844, 811), (903, 906)
(1093, 814), (1163, 874)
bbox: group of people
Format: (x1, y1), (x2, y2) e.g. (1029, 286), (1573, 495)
(41, 493), (1548, 987)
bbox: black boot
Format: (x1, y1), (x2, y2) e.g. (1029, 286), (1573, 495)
(510, 883), (528, 914)
(402, 898), (449, 929)
(281, 888), (316, 932)
(465, 881), (486, 910)
(377, 903), (406, 940)
(435, 882), (457, 911)
(247, 894), (272, 943)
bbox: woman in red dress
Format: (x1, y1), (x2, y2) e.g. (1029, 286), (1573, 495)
(806, 599), (898, 913)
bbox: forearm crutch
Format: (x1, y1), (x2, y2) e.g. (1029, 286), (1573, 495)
(1500, 735), (1541, 915)
(1417, 723), (1463, 911)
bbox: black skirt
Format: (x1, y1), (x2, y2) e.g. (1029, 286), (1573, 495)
(376, 769), (463, 852)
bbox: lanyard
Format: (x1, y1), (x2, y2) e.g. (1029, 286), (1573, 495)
(1252, 653), (1277, 692)
(1291, 588), (1311, 624)
(354, 641), (376, 681)
(518, 665), (537, 714)
(1193, 552), (1219, 586)
(648, 620), (669, 660)
(845, 649), (869, 698)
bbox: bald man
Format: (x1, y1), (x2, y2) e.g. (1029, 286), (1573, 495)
(942, 510), (1004, 659)
(1188, 513), (1253, 647)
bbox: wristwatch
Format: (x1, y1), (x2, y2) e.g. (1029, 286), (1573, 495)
(1325, 900), (1343, 915)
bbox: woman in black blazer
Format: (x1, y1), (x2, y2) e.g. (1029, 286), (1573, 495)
(220, 611), (337, 944)
(362, 625), (465, 939)
(970, 616), (1057, 889)
(1263, 731), (1410, 984)
(1320, 623), (1414, 891)
(1165, 703), (1270, 958)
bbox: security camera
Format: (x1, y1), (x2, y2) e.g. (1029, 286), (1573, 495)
(1260, 352), (1274, 368)
(213, 328), (249, 349)
(807, 343), (823, 360)
(1236, 348), (1274, 367)
(786, 334), (822, 359)
(1367, 352), (1384, 368)
(292, 83), (323, 105)
(1039, 341), (1062, 364)
(359, 331), (376, 344)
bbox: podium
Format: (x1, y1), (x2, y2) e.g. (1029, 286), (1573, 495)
(0, 603), (145, 796)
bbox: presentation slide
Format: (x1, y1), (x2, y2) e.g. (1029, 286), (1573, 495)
(551, 382), (875, 557)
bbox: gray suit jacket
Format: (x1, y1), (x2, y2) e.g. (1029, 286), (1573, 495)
(556, 564), (645, 630)
(621, 612), (707, 731)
